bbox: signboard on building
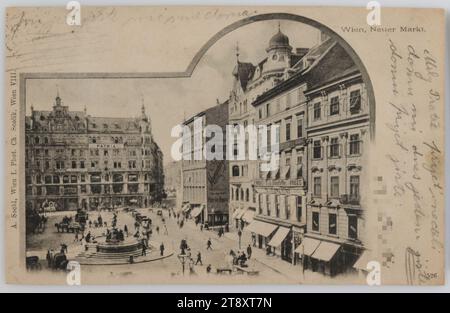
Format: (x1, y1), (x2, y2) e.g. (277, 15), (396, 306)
(88, 144), (124, 149)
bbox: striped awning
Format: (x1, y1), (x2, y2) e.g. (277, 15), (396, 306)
(245, 220), (278, 237)
(295, 237), (321, 256)
(242, 210), (256, 223)
(268, 227), (290, 247)
(311, 241), (340, 262)
(191, 205), (204, 218)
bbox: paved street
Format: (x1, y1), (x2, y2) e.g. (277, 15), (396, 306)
(26, 208), (298, 284)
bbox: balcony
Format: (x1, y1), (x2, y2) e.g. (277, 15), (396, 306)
(255, 178), (304, 188)
(279, 137), (306, 151)
(340, 194), (360, 205)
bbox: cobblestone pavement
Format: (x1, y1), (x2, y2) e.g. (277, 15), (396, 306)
(26, 208), (361, 284)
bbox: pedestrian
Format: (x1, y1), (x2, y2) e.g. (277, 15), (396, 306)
(247, 244), (252, 259)
(156, 226), (160, 234)
(163, 224), (168, 235)
(142, 243), (147, 256)
(206, 264), (212, 274)
(160, 242), (165, 256)
(189, 258), (195, 275)
(200, 224), (203, 232)
(124, 225), (128, 237)
(74, 231), (79, 242)
(195, 252), (203, 265)
(46, 249), (54, 268)
(60, 243), (68, 254)
(206, 238), (212, 250)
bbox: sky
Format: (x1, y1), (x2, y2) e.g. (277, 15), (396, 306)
(25, 20), (321, 165)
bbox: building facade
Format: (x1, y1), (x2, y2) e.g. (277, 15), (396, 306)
(181, 101), (229, 227)
(228, 27), (310, 234)
(302, 40), (370, 276)
(25, 94), (164, 213)
(234, 30), (371, 276)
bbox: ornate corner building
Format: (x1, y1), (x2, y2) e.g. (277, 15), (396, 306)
(25, 94), (165, 213)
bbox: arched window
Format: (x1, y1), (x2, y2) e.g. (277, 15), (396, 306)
(232, 165), (240, 177)
(235, 188), (239, 201)
(246, 189), (250, 202)
(35, 137), (40, 144)
(240, 189), (244, 201)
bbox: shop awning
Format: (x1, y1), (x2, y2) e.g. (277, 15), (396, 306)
(268, 227), (290, 247)
(260, 170), (270, 179)
(311, 241), (341, 262)
(282, 166), (290, 179)
(271, 168), (279, 179)
(295, 237), (321, 256)
(242, 210), (256, 223)
(245, 220), (278, 237)
(190, 205), (204, 218)
(353, 250), (372, 271)
(231, 209), (242, 219)
(236, 209), (246, 220)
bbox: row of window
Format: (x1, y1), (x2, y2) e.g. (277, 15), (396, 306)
(231, 187), (256, 203)
(28, 183), (142, 196)
(257, 88), (303, 120)
(312, 90), (362, 120)
(311, 212), (358, 240)
(26, 159), (153, 170)
(29, 148), (154, 158)
(27, 173), (149, 185)
(312, 175), (360, 199)
(312, 134), (361, 159)
(257, 194), (303, 223)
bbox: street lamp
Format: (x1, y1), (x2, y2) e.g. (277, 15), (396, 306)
(237, 229), (242, 250)
(177, 253), (188, 275)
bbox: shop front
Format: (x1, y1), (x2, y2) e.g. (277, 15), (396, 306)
(267, 226), (292, 262)
(190, 205), (205, 224)
(295, 236), (343, 276)
(245, 219), (278, 250)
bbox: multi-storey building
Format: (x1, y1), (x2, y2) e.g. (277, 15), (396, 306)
(245, 33), (371, 275)
(25, 93), (164, 213)
(181, 101), (229, 227)
(228, 27), (309, 233)
(301, 40), (370, 276)
(164, 161), (182, 208)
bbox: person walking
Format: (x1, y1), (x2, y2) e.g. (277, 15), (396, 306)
(141, 243), (147, 256)
(156, 225), (160, 235)
(247, 244), (252, 259)
(206, 238), (212, 250)
(195, 251), (203, 265)
(60, 243), (68, 254)
(160, 242), (165, 256)
(124, 225), (128, 237)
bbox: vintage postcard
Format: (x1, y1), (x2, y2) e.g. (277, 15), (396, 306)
(4, 5), (445, 285)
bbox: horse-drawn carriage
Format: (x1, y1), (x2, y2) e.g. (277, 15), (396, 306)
(55, 221), (84, 233)
(46, 251), (69, 270)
